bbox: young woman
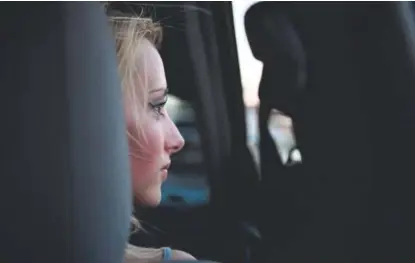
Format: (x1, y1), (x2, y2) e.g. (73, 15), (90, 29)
(108, 10), (196, 263)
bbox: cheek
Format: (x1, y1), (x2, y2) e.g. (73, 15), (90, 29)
(127, 119), (164, 185)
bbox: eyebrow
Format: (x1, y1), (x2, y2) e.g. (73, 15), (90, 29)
(149, 87), (169, 95)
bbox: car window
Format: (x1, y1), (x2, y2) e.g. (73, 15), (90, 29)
(160, 95), (209, 207)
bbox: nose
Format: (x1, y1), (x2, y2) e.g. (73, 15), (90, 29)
(165, 118), (185, 155)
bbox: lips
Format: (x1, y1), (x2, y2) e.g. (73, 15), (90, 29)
(161, 162), (170, 181)
(161, 162), (171, 170)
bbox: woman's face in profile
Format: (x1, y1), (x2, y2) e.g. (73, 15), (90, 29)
(124, 39), (185, 206)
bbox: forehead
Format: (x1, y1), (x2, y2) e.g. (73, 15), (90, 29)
(136, 39), (167, 90)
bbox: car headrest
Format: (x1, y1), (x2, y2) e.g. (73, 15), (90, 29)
(245, 3), (306, 116)
(0, 3), (131, 263)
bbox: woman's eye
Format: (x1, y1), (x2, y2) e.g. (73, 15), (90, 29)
(149, 101), (167, 119)
(153, 105), (163, 116)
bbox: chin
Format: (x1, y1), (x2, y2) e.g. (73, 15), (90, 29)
(145, 194), (162, 207)
(135, 187), (162, 207)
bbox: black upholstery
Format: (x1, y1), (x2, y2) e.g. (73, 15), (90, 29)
(245, 4), (306, 118)
(245, 3), (307, 257)
(245, 2), (415, 263)
(0, 3), (131, 263)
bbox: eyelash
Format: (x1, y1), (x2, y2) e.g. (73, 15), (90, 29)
(149, 101), (167, 119)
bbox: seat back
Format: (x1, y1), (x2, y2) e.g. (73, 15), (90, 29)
(0, 3), (131, 263)
(245, 2), (307, 254)
(245, 2), (415, 262)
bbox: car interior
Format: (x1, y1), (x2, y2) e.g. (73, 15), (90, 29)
(2, 1), (415, 263)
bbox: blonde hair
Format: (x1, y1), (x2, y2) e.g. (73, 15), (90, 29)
(108, 9), (163, 156)
(107, 8), (165, 263)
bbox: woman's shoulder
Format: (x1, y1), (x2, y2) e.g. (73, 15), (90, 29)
(161, 246), (196, 261)
(169, 248), (196, 260)
(125, 245), (163, 263)
(125, 244), (195, 262)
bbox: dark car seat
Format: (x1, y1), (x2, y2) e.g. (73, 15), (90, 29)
(244, 2), (307, 258)
(0, 3), (131, 263)
(245, 2), (415, 263)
